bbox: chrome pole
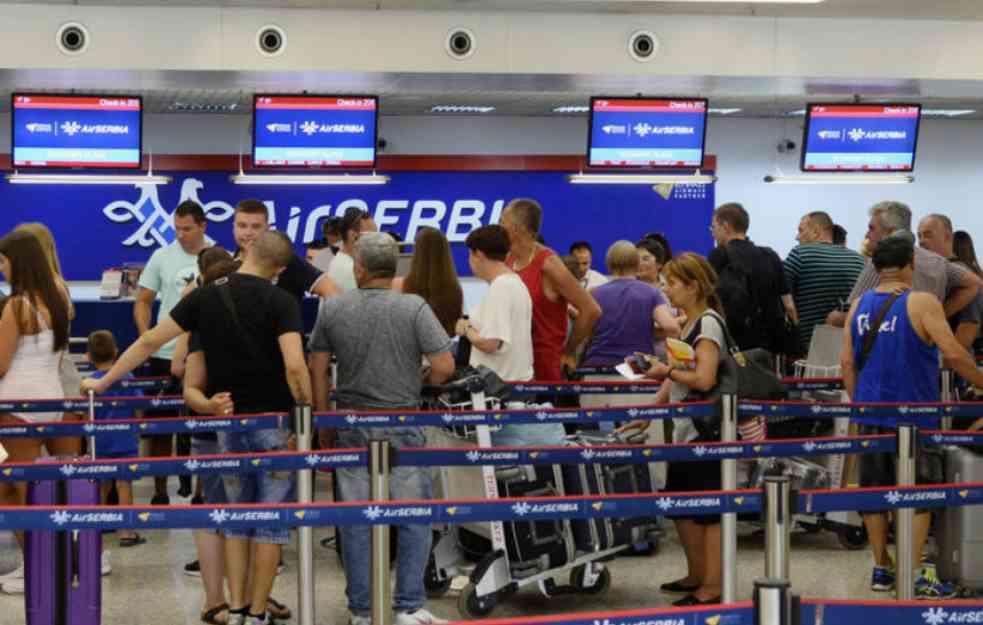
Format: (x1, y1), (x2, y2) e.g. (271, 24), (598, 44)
(720, 394), (738, 603)
(753, 579), (794, 625)
(896, 423), (917, 601)
(369, 439), (392, 625)
(940, 369), (954, 430)
(295, 404), (315, 625)
(763, 477), (791, 582)
(87, 391), (97, 460)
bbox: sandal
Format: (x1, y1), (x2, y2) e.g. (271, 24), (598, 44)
(267, 597), (291, 620)
(201, 603), (229, 625)
(119, 534), (147, 548)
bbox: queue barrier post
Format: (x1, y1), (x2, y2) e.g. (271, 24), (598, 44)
(720, 393), (738, 604)
(895, 423), (917, 601)
(87, 391), (97, 461)
(369, 438), (393, 625)
(753, 579), (799, 625)
(940, 369), (954, 430)
(294, 404), (316, 625)
(763, 477), (792, 582)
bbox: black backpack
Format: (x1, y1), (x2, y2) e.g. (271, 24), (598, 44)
(716, 244), (785, 352)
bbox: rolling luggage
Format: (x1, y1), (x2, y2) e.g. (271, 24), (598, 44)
(562, 433), (660, 553)
(936, 445), (983, 589)
(497, 464), (572, 575)
(749, 456), (831, 491)
(25, 478), (102, 625)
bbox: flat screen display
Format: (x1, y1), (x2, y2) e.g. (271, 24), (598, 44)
(252, 95), (378, 168)
(11, 94), (143, 169)
(588, 97), (708, 169)
(801, 103), (922, 172)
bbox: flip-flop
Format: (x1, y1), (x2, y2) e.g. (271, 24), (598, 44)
(119, 534), (147, 548)
(267, 597), (291, 620)
(201, 602), (229, 625)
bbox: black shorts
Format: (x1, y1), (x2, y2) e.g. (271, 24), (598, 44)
(665, 458), (721, 526)
(142, 358), (182, 433)
(857, 425), (943, 514)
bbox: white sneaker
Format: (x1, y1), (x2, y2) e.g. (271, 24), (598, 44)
(101, 550), (112, 576)
(394, 608), (450, 625)
(0, 576), (24, 595)
(348, 614), (371, 625)
(0, 564), (23, 582)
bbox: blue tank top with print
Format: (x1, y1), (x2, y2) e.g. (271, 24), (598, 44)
(851, 291), (939, 428)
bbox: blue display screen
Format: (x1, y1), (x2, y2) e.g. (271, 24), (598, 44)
(588, 98), (708, 168)
(252, 95), (378, 168)
(12, 94), (142, 168)
(801, 104), (921, 172)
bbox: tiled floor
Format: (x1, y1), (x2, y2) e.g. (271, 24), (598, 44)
(0, 477), (974, 625)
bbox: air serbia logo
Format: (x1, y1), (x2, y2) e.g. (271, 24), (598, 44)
(61, 121), (81, 136)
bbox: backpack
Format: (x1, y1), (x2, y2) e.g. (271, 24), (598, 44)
(716, 243), (785, 352)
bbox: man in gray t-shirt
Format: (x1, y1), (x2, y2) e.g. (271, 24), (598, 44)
(308, 232), (453, 625)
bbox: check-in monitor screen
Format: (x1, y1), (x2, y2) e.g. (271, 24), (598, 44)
(801, 103), (921, 172)
(588, 97), (708, 168)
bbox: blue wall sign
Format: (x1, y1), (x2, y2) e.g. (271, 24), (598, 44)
(0, 171), (714, 280)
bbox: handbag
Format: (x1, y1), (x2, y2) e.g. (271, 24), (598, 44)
(684, 310), (787, 440)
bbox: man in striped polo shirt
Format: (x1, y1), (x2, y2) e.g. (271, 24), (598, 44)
(784, 211), (866, 357)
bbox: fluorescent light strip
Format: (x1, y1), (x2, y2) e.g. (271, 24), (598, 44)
(922, 109), (975, 117)
(763, 174), (913, 185)
(230, 174), (389, 186)
(709, 108), (742, 115)
(569, 173), (716, 185)
(5, 173), (171, 185)
(430, 105), (495, 113)
(553, 106), (590, 114)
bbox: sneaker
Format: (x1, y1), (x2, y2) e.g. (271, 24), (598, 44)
(101, 550), (112, 576)
(244, 612), (273, 624)
(151, 493), (170, 506)
(916, 568), (958, 600)
(871, 565), (895, 592)
(0, 564), (24, 582)
(1, 576), (24, 595)
(394, 608), (450, 625)
(184, 560), (201, 577)
(348, 614), (371, 625)
(276, 560), (285, 576)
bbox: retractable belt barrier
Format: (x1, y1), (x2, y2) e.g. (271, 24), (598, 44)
(799, 599), (983, 625)
(0, 481), (980, 532)
(0, 434), (903, 483)
(738, 399), (983, 420)
(510, 377), (845, 395)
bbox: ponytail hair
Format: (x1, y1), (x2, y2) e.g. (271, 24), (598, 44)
(663, 252), (722, 315)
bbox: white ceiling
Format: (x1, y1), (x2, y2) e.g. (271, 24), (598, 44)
(3, 0), (983, 20)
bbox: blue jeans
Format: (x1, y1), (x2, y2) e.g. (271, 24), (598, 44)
(336, 426), (433, 617)
(219, 428), (295, 545)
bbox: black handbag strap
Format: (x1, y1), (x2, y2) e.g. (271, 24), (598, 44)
(215, 277), (265, 362)
(856, 291), (904, 372)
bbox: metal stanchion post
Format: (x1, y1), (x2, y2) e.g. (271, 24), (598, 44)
(753, 580), (797, 625)
(763, 477), (792, 582)
(369, 439), (393, 625)
(87, 391), (97, 460)
(896, 423), (917, 601)
(941, 369), (954, 430)
(294, 404), (315, 625)
(720, 394), (738, 603)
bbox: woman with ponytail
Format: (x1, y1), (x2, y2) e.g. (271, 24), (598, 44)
(619, 252), (727, 607)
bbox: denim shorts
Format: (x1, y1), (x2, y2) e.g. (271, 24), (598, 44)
(218, 429), (296, 545)
(191, 436), (228, 505)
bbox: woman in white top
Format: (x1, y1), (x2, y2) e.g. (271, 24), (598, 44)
(0, 231), (73, 502)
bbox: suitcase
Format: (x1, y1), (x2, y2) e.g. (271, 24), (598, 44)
(563, 433), (660, 553)
(496, 464), (572, 575)
(25, 479), (102, 625)
(749, 456), (831, 491)
(937, 445), (983, 589)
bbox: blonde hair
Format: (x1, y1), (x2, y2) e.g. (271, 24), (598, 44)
(605, 240), (639, 275)
(662, 252), (723, 315)
(16, 222), (62, 278)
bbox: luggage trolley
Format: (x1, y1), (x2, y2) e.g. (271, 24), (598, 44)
(422, 372), (659, 618)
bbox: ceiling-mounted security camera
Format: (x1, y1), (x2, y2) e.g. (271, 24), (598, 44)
(56, 22), (89, 55)
(777, 139), (797, 154)
(256, 25), (286, 56)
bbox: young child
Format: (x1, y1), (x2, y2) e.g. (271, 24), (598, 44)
(87, 330), (146, 547)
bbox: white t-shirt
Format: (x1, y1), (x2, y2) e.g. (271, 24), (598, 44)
(583, 269), (609, 292)
(326, 251), (357, 293)
(469, 273), (534, 382)
(138, 241), (199, 360)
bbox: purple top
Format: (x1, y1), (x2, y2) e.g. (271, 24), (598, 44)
(582, 279), (668, 366)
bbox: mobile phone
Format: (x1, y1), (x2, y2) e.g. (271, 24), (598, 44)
(628, 353), (652, 375)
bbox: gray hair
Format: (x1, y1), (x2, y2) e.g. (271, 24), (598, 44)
(354, 231), (398, 278)
(869, 201), (912, 233)
(924, 213), (954, 234)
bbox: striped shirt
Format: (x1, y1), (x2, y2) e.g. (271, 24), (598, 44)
(784, 242), (866, 355)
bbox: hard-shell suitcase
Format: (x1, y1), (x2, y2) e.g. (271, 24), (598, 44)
(25, 478), (102, 625)
(563, 433), (660, 553)
(937, 445), (983, 589)
(497, 464), (572, 575)
(749, 456), (831, 490)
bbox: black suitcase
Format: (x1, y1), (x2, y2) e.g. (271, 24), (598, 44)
(563, 433), (660, 553)
(497, 464), (573, 575)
